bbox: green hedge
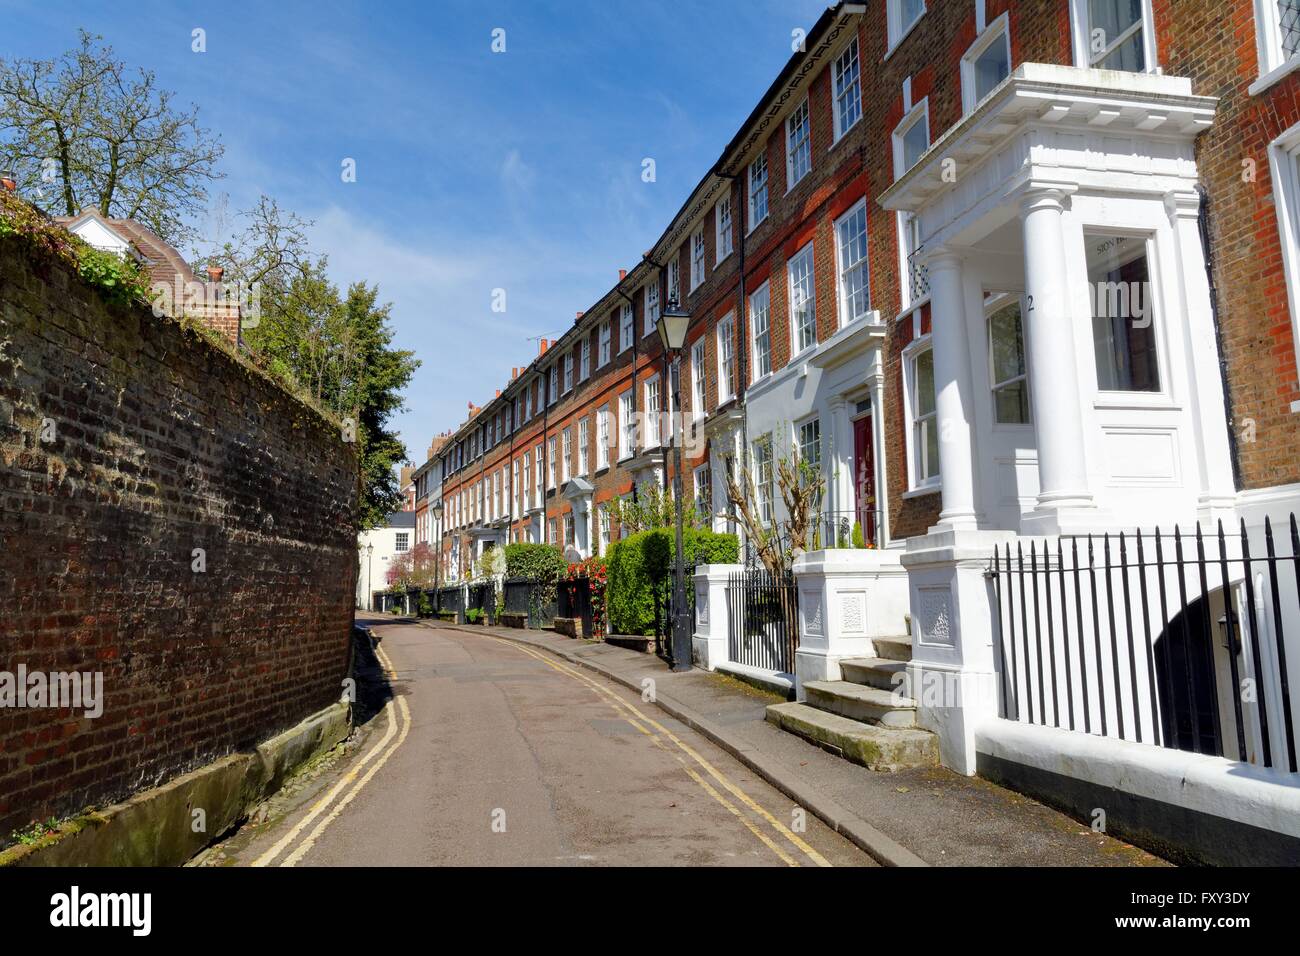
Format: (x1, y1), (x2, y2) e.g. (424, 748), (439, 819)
(503, 542), (567, 583)
(606, 528), (739, 636)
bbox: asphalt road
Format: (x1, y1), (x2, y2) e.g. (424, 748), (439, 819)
(196, 618), (876, 867)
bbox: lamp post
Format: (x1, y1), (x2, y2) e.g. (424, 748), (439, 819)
(656, 298), (693, 673)
(431, 498), (445, 619)
(364, 543), (374, 611)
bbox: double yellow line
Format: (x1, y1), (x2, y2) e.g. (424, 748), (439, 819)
(251, 641), (411, 867)
(251, 627), (829, 867)
(491, 637), (831, 867)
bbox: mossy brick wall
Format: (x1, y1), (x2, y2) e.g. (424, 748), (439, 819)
(0, 235), (358, 838)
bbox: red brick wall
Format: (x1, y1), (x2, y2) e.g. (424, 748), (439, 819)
(1160, 0), (1300, 488)
(0, 237), (358, 839)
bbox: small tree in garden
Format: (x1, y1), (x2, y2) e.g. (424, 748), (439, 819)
(723, 430), (825, 578)
(386, 541), (437, 589)
(473, 545), (506, 582)
(606, 482), (705, 537)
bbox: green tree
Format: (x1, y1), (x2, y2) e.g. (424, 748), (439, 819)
(246, 270), (417, 529)
(0, 31), (223, 244)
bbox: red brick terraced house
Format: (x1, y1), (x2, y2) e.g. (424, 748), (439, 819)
(421, 1), (1300, 863)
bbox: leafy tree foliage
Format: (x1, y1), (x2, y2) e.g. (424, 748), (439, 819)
(0, 31), (223, 244)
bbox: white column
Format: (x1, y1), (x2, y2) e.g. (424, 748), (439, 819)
(872, 372), (891, 545)
(926, 250), (979, 529)
(827, 396), (850, 530)
(1019, 186), (1094, 527)
(1165, 189), (1236, 521)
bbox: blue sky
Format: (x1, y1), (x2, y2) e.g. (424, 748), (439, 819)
(5, 0), (828, 462)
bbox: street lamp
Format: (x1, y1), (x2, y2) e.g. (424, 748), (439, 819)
(364, 543), (374, 611)
(656, 298), (693, 673)
(431, 499), (445, 595)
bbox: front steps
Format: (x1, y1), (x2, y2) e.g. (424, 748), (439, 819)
(765, 634), (938, 771)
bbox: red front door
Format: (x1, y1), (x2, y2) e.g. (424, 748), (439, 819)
(854, 415), (877, 546)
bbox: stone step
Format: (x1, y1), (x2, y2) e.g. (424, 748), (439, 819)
(874, 635), (913, 662)
(803, 680), (917, 728)
(839, 656), (907, 692)
(766, 702), (937, 772)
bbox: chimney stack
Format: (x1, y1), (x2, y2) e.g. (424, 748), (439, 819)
(576, 311), (584, 319)
(539, 338), (550, 356)
(206, 264), (224, 283)
(0, 171), (15, 193)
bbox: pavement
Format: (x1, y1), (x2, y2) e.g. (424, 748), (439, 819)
(193, 615), (875, 867)
(428, 619), (1168, 867)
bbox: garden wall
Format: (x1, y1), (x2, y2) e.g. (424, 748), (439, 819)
(0, 235), (358, 839)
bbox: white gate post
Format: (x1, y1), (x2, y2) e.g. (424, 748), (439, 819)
(792, 548), (910, 701)
(693, 564), (742, 670)
(901, 528), (1015, 774)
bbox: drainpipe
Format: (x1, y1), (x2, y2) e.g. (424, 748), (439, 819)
(1196, 184), (1243, 492)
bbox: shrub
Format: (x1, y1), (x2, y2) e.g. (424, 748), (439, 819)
(503, 542), (567, 583)
(606, 528), (739, 635)
(466, 608), (483, 624)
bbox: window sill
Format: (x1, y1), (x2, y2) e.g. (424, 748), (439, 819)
(746, 215), (769, 237)
(716, 250), (733, 268)
(828, 116), (861, 153)
(902, 482), (940, 500)
(1249, 55), (1300, 97)
(895, 296), (931, 324)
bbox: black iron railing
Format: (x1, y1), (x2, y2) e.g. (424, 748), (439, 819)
(990, 517), (1299, 772)
(467, 581), (496, 624)
(439, 585), (465, 621)
(502, 577), (557, 629)
(907, 245), (930, 302)
(726, 569), (799, 674)
(810, 509), (884, 550)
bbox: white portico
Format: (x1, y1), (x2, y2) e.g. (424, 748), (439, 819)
(882, 63), (1233, 538)
(880, 63), (1236, 774)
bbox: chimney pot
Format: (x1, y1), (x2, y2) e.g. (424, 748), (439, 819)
(576, 311), (583, 319)
(619, 269), (627, 281)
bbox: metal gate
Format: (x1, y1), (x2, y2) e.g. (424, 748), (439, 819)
(558, 577), (594, 636)
(726, 569), (799, 674)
